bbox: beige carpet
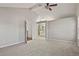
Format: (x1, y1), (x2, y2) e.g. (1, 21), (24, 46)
(0, 39), (79, 56)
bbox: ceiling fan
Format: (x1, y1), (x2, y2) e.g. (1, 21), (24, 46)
(45, 3), (57, 11)
(29, 3), (58, 11)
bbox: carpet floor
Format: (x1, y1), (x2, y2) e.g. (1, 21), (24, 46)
(0, 39), (79, 56)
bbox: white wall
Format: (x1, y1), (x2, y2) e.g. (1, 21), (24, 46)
(48, 17), (76, 41)
(0, 7), (26, 48)
(77, 4), (79, 46)
(25, 10), (39, 40)
(28, 11), (38, 40)
(0, 7), (38, 47)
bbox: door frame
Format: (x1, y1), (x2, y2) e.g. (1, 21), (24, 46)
(24, 20), (27, 43)
(36, 21), (48, 40)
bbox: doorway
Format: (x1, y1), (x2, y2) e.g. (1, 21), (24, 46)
(37, 22), (46, 40)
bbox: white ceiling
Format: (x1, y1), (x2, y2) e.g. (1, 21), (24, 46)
(33, 3), (77, 20)
(0, 3), (77, 21)
(0, 3), (36, 8)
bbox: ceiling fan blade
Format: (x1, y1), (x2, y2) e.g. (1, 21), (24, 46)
(49, 8), (52, 11)
(49, 4), (57, 6)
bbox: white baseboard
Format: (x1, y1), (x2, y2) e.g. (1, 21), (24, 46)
(0, 41), (24, 48)
(46, 38), (74, 42)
